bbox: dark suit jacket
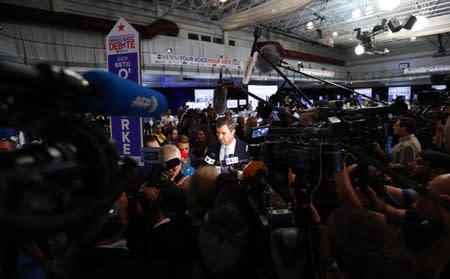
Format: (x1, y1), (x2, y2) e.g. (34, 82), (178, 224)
(209, 138), (248, 170)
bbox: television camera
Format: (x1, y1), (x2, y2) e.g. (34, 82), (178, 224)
(0, 62), (138, 238)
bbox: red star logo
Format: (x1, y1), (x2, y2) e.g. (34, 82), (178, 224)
(118, 23), (125, 32)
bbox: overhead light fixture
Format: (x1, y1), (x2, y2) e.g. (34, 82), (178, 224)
(219, 0), (228, 3)
(411, 15), (428, 31)
(166, 48), (173, 53)
(403, 15), (417, 30)
(306, 21), (314, 30)
(388, 18), (402, 33)
(332, 31), (338, 37)
(352, 8), (362, 19)
(378, 0), (401, 11)
(355, 44), (365, 55)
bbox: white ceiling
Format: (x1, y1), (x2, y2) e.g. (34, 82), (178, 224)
(156, 0), (450, 51)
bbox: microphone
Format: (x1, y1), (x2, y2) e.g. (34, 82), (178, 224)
(213, 69), (227, 115)
(242, 27), (262, 85)
(78, 71), (168, 117)
(0, 62), (168, 117)
(254, 44), (281, 73)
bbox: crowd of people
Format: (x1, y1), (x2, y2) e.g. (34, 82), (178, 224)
(1, 98), (450, 279)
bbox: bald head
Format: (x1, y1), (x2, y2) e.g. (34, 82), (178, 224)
(429, 174), (450, 196)
(163, 144), (181, 162)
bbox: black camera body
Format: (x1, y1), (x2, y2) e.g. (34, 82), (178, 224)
(416, 90), (449, 107)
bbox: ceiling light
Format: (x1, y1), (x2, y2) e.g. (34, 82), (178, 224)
(403, 15), (417, 30)
(378, 0), (401, 11)
(411, 15), (428, 31)
(352, 8), (362, 19)
(332, 31), (338, 37)
(219, 0), (228, 3)
(306, 21), (314, 30)
(388, 18), (402, 33)
(355, 44), (365, 55)
(166, 48), (172, 53)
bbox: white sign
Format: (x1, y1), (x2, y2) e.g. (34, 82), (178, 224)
(150, 53), (243, 70)
(403, 65), (450, 74)
(299, 68), (335, 78)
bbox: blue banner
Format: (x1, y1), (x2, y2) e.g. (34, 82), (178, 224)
(107, 53), (139, 82)
(110, 116), (142, 157)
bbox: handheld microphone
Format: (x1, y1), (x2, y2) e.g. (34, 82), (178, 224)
(0, 62), (168, 117)
(213, 69), (227, 115)
(78, 71), (168, 117)
(242, 27), (262, 85)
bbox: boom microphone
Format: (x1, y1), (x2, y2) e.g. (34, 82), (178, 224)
(255, 44), (281, 73)
(213, 69), (227, 115)
(242, 27), (262, 85)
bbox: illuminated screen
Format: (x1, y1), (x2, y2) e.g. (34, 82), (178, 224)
(239, 99), (247, 105)
(194, 89), (214, 107)
(432, 84), (447, 90)
(227, 99), (238, 109)
(388, 86), (411, 102)
(185, 101), (207, 109)
(248, 85), (278, 109)
(355, 88), (372, 98)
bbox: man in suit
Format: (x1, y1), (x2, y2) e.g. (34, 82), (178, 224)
(212, 116), (248, 172)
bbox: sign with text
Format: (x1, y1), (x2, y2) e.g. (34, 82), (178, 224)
(150, 53), (243, 70)
(106, 17), (143, 163)
(110, 116), (143, 158)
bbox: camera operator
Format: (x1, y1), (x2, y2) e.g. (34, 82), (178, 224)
(124, 144), (185, 256)
(0, 138), (53, 279)
(382, 150), (450, 220)
(133, 184), (191, 279)
(433, 111), (450, 154)
(335, 165), (450, 278)
(374, 116), (421, 171)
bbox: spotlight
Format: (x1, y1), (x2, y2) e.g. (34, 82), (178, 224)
(355, 44), (365, 55)
(403, 15), (417, 30)
(166, 48), (173, 53)
(388, 18), (402, 33)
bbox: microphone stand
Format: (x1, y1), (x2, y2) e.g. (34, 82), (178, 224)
(253, 46), (313, 108)
(277, 64), (388, 106)
(227, 83), (301, 122)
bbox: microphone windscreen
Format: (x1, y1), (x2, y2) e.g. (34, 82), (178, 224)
(78, 71), (168, 117)
(255, 44), (280, 73)
(213, 84), (227, 115)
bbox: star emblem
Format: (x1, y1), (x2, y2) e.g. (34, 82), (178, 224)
(118, 23), (125, 32)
